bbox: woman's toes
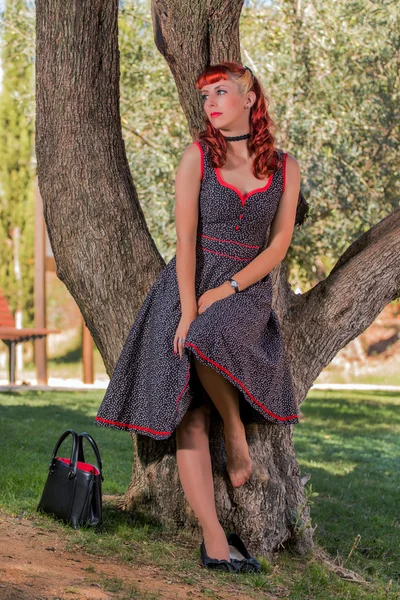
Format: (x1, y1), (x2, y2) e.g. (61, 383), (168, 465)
(224, 424), (252, 487)
(227, 458), (252, 487)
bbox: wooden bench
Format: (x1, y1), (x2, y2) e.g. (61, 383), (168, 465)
(0, 289), (60, 384)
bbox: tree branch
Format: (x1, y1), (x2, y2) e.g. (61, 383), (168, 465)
(278, 208), (400, 401)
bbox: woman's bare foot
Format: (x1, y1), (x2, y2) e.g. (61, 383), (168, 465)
(203, 525), (230, 561)
(224, 421), (252, 487)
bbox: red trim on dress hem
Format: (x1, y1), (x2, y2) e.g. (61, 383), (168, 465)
(96, 333), (297, 437)
(176, 366), (190, 406)
(283, 153), (288, 192)
(199, 233), (260, 249)
(195, 142), (204, 181)
(95, 416), (171, 436)
(214, 168), (273, 207)
(185, 341), (298, 421)
(197, 246), (252, 261)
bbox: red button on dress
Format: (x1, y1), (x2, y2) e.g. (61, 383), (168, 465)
(239, 214), (243, 219)
(235, 225), (240, 231)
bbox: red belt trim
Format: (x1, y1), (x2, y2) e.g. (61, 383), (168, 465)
(185, 342), (298, 421)
(197, 246), (252, 261)
(95, 416), (171, 437)
(199, 233), (260, 249)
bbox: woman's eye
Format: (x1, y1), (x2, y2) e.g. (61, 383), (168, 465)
(201, 90), (226, 101)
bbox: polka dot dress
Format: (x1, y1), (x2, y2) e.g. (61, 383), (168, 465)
(95, 141), (299, 440)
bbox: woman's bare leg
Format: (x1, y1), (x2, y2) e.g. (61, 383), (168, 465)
(193, 356), (252, 487)
(176, 404), (230, 561)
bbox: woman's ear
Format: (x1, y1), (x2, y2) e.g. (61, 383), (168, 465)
(246, 90), (256, 109)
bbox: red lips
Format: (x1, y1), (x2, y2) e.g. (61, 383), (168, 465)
(211, 112), (222, 117)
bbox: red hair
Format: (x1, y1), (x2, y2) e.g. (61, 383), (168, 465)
(195, 61), (282, 178)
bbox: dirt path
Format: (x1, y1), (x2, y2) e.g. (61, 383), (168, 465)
(0, 510), (266, 600)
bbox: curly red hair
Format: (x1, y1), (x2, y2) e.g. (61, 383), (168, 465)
(195, 61), (282, 178)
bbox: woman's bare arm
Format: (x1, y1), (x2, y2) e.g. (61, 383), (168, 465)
(222, 154), (300, 293)
(174, 143), (202, 318)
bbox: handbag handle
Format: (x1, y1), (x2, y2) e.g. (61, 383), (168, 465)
(49, 429), (80, 480)
(78, 432), (104, 482)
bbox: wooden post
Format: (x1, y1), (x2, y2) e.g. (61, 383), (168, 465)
(82, 317), (94, 384)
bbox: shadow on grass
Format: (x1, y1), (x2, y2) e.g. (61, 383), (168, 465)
(300, 391), (400, 427)
(49, 345), (83, 365)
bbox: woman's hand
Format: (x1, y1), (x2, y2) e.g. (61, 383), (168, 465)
(174, 311), (197, 359)
(197, 282), (234, 315)
(174, 283), (234, 359)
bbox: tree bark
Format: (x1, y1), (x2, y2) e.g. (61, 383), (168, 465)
(36, 0), (165, 369)
(35, 0), (400, 557)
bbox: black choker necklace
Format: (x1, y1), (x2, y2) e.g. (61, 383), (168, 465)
(223, 133), (250, 142)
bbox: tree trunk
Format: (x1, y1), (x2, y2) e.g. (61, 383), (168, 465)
(35, 0), (400, 557)
(35, 0), (165, 369)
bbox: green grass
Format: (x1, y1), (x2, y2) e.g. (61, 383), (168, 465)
(315, 363), (400, 387)
(295, 390), (400, 584)
(0, 389), (399, 599)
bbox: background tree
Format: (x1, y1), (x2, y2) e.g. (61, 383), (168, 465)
(119, 0), (400, 289)
(0, 0), (35, 326)
(35, 0), (400, 557)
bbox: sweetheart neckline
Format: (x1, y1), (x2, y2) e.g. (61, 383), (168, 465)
(213, 167), (273, 206)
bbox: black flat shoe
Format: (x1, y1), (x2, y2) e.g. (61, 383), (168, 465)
(227, 532), (261, 573)
(200, 540), (236, 572)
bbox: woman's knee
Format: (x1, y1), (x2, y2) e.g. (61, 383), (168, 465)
(177, 404), (210, 439)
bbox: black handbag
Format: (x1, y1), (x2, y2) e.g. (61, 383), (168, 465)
(37, 429), (103, 529)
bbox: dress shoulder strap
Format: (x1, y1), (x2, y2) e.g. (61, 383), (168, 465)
(280, 150), (288, 193)
(273, 148), (288, 193)
(194, 140), (212, 182)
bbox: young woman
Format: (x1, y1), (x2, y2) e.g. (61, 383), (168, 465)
(95, 61), (300, 571)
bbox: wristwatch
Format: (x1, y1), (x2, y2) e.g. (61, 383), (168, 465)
(228, 278), (240, 293)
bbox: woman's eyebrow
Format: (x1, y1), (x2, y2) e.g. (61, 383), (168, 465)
(201, 85), (228, 93)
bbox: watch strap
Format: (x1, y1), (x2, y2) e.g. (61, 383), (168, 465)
(228, 278), (239, 293)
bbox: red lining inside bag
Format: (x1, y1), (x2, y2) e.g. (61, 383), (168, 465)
(56, 456), (100, 475)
